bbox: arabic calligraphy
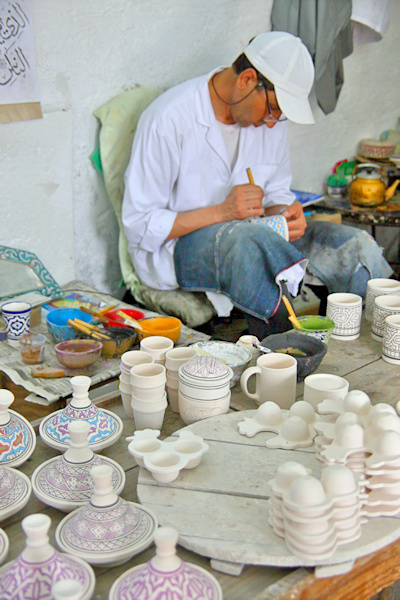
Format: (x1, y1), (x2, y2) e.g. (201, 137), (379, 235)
(0, 2), (30, 87)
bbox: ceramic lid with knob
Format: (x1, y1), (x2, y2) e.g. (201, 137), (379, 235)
(0, 389), (36, 468)
(0, 513), (95, 600)
(39, 375), (123, 452)
(55, 464), (158, 567)
(31, 420), (126, 512)
(0, 465), (31, 522)
(179, 356), (233, 387)
(109, 526), (223, 600)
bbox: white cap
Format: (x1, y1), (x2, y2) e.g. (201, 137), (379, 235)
(244, 31), (315, 125)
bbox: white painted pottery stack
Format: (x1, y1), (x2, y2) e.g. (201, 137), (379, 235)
(0, 389), (36, 467)
(178, 356), (233, 425)
(119, 350), (154, 417)
(39, 376), (123, 452)
(56, 465), (158, 567)
(268, 461), (311, 537)
(130, 363), (167, 429)
(165, 346), (198, 412)
(31, 420), (126, 512)
(0, 513), (95, 600)
(108, 526), (223, 600)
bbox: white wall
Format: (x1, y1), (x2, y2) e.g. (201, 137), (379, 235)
(1, 0), (399, 298)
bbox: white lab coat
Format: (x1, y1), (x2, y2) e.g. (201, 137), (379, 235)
(122, 68), (295, 290)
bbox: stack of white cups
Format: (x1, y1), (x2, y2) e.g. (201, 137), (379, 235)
(139, 336), (174, 365)
(165, 347), (198, 412)
(119, 351), (154, 417)
(130, 363), (167, 430)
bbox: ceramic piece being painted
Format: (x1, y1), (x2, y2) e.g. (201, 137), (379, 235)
(0, 513), (95, 600)
(0, 389), (36, 467)
(109, 526), (223, 600)
(39, 375), (123, 451)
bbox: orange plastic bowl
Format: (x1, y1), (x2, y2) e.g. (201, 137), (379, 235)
(137, 317), (182, 343)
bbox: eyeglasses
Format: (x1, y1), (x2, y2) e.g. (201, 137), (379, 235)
(261, 84), (287, 123)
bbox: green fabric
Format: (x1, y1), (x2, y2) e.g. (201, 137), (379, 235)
(93, 87), (216, 328)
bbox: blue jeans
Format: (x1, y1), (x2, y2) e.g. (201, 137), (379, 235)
(174, 219), (393, 321)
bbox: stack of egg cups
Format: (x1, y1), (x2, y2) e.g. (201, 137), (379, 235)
(165, 347), (198, 412)
(178, 356), (233, 425)
(119, 351), (154, 417)
(363, 429), (400, 517)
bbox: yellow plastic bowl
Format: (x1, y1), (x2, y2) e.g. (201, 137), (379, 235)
(137, 317), (182, 343)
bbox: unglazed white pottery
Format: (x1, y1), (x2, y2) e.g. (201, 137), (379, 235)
(120, 390), (134, 418)
(240, 352), (297, 409)
(108, 526), (223, 600)
(56, 464), (158, 567)
(120, 350), (154, 373)
(131, 393), (168, 430)
(236, 335), (261, 360)
(365, 278), (400, 322)
(0, 466), (31, 521)
(31, 420), (126, 512)
(165, 347), (198, 371)
(382, 314), (400, 364)
(51, 579), (83, 600)
(130, 363), (166, 400)
(39, 376), (123, 452)
(372, 295), (400, 341)
(191, 341), (252, 387)
(0, 513), (95, 600)
(127, 430), (209, 481)
(178, 390), (231, 425)
(0, 389), (36, 467)
(303, 374), (349, 410)
(266, 416), (316, 450)
(166, 386), (179, 412)
(326, 293), (362, 341)
(140, 336), (174, 364)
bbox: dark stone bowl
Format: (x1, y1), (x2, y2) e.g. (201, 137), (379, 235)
(260, 331), (328, 383)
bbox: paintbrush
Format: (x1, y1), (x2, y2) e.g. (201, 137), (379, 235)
(281, 295), (302, 329)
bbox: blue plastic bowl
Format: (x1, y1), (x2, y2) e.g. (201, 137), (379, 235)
(46, 308), (93, 343)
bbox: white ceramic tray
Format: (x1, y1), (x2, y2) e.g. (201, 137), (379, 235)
(137, 410), (400, 576)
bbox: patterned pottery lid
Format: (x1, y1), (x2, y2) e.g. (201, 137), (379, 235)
(39, 403), (123, 452)
(0, 529), (8, 566)
(0, 391), (36, 468)
(179, 355), (233, 385)
(109, 527), (223, 600)
(0, 513), (95, 600)
(0, 466), (31, 521)
(31, 453), (126, 513)
(55, 465), (158, 566)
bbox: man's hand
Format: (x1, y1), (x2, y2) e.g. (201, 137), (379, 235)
(280, 201), (307, 241)
(218, 184), (265, 221)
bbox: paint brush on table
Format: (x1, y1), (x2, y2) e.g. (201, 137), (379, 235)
(281, 295), (302, 329)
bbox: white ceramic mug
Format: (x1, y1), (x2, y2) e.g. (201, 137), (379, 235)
(140, 336), (174, 364)
(365, 278), (400, 322)
(372, 295), (400, 341)
(303, 373), (349, 409)
(326, 293), (362, 341)
(382, 314), (400, 365)
(240, 353), (297, 409)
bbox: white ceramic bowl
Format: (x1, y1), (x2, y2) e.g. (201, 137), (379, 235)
(178, 390), (231, 425)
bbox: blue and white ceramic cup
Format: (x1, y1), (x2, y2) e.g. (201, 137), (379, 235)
(1, 301), (32, 344)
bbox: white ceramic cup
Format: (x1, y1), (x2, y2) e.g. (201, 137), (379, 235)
(140, 336), (174, 364)
(166, 386), (179, 412)
(165, 346), (198, 371)
(382, 314), (400, 365)
(1, 301), (31, 345)
(303, 373), (349, 409)
(365, 278), (400, 322)
(240, 353), (297, 409)
(326, 293), (362, 341)
(130, 363), (166, 400)
(120, 350), (154, 373)
(372, 295), (400, 341)
(120, 390), (133, 418)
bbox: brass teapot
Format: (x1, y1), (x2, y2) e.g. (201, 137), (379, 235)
(349, 163), (400, 208)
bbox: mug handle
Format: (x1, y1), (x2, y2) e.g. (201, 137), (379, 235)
(240, 366), (261, 402)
